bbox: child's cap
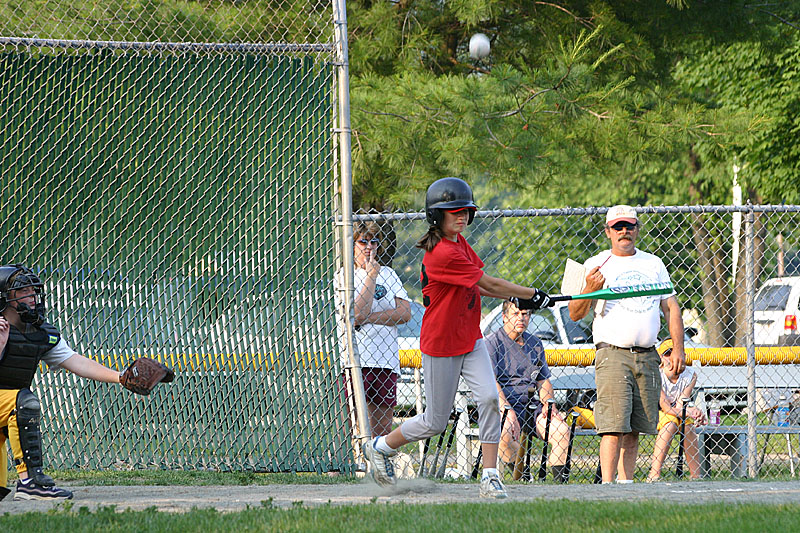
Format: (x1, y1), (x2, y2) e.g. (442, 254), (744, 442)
(657, 338), (673, 357)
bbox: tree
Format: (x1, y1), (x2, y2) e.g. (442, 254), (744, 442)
(347, 1), (730, 210)
(500, 2), (800, 346)
(346, 2), (797, 209)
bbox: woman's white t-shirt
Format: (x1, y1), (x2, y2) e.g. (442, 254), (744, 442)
(334, 266), (410, 374)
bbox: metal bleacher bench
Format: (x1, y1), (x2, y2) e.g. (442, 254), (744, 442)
(691, 364), (800, 478)
(695, 424), (800, 478)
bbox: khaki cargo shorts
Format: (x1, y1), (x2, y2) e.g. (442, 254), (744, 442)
(593, 346), (661, 435)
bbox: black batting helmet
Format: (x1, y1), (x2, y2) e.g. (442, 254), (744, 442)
(0, 264), (46, 325)
(425, 177), (478, 227)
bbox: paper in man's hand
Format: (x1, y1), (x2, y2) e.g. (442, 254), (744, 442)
(560, 259), (586, 296)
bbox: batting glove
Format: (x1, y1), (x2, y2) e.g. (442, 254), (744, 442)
(511, 289), (553, 310)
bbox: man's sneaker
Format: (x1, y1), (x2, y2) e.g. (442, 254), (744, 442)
(363, 438), (397, 487)
(13, 480), (73, 501)
(480, 473), (508, 499)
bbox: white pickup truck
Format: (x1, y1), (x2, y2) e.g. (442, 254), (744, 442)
(754, 276), (800, 345)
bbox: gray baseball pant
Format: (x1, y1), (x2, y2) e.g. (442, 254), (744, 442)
(399, 338), (501, 444)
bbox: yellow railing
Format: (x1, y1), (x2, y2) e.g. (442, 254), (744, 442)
(399, 349), (423, 369)
(400, 346), (800, 369)
(90, 351), (335, 372)
(85, 346), (800, 372)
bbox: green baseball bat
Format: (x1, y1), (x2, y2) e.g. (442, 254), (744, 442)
(550, 282), (673, 303)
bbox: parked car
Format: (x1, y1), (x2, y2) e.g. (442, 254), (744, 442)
(480, 301), (593, 348)
(397, 301), (425, 408)
(754, 276), (800, 346)
(480, 301), (707, 350)
(397, 301), (425, 359)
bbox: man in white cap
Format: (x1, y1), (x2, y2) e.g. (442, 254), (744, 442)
(568, 205), (685, 483)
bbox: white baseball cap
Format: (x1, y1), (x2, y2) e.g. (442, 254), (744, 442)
(606, 205), (638, 226)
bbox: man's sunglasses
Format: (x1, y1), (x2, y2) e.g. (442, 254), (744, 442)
(609, 221), (638, 231)
(356, 238), (380, 246)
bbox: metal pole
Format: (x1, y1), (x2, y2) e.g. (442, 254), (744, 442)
(745, 203), (757, 478)
(731, 159), (742, 282)
(333, 0), (371, 452)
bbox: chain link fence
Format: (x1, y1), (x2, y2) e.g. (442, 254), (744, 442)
(3, 2), (800, 486)
(352, 205), (800, 482)
(0, 2), (355, 474)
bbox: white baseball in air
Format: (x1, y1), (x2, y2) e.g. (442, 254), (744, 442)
(469, 33), (491, 59)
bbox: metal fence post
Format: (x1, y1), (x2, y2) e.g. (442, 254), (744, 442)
(334, 0), (372, 454)
(745, 203), (757, 478)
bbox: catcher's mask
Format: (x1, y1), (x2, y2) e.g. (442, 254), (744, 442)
(425, 177), (478, 227)
(0, 264), (46, 326)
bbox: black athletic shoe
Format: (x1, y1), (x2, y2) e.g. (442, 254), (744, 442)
(13, 480), (73, 501)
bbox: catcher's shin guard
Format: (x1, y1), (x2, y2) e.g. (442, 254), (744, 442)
(16, 389), (54, 487)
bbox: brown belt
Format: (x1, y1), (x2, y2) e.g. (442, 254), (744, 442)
(595, 342), (654, 353)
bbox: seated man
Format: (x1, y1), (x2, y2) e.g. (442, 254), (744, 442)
(487, 300), (571, 482)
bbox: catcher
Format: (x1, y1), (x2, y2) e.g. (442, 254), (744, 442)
(0, 264), (173, 501)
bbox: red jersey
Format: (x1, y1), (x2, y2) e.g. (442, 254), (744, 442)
(419, 234), (484, 357)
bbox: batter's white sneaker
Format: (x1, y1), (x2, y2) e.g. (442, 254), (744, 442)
(480, 472), (508, 499)
(363, 438), (397, 487)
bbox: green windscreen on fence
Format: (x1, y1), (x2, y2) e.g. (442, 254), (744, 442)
(0, 50), (351, 473)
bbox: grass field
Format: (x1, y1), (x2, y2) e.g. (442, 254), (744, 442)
(1, 498), (799, 532)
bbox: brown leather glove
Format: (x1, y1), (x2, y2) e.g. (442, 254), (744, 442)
(120, 357), (175, 396)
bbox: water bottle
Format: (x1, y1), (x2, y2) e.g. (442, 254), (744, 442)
(708, 400), (721, 426)
(776, 394), (790, 427)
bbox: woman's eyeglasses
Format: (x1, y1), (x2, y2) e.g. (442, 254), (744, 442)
(356, 238), (380, 246)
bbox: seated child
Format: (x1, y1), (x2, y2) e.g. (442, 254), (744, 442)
(647, 338), (707, 482)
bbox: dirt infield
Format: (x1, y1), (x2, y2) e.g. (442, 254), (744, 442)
(3, 479), (800, 514)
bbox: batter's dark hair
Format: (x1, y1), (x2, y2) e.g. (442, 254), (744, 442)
(416, 225), (445, 252)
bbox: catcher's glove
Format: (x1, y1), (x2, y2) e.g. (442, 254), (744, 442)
(120, 357), (175, 395)
(510, 289), (554, 310)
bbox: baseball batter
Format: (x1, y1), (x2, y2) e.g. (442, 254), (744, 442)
(361, 177), (553, 499)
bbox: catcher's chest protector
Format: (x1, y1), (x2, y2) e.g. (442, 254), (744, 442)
(0, 323), (60, 389)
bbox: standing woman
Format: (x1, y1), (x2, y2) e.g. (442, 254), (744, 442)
(336, 221), (412, 438)
(363, 178), (553, 498)
(350, 221), (412, 436)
